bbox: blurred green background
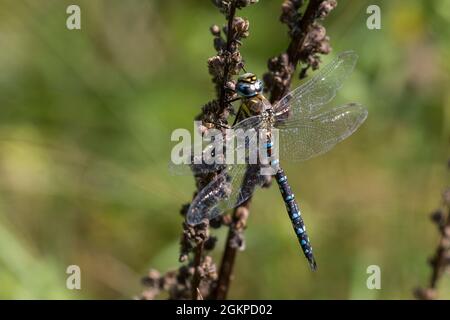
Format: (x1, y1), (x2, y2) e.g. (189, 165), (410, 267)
(0, 0), (449, 299)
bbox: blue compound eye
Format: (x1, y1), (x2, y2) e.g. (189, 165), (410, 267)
(237, 83), (251, 96)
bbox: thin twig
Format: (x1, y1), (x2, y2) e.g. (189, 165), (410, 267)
(287, 0), (324, 65)
(415, 160), (450, 300)
(191, 241), (205, 300)
(267, 0), (335, 103)
(219, 2), (237, 113)
(215, 197), (251, 299)
(430, 206), (450, 289)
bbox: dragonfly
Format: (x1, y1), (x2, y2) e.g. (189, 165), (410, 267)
(183, 51), (368, 271)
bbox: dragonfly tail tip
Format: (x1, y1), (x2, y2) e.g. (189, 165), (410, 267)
(309, 259), (318, 272)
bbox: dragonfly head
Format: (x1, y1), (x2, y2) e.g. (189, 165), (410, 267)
(236, 73), (263, 98)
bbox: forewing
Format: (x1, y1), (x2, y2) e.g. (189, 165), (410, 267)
(169, 114), (264, 175)
(276, 103), (368, 162)
(273, 51), (359, 117)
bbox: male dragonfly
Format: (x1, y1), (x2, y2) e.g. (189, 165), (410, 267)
(184, 51), (368, 271)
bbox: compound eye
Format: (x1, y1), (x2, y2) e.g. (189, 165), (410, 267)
(237, 83), (250, 95)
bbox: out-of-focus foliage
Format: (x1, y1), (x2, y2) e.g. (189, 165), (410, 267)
(0, 0), (448, 299)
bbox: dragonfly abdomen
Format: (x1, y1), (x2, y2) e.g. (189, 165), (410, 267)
(275, 168), (317, 271)
(263, 132), (317, 270)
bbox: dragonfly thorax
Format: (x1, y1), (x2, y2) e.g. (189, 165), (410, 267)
(261, 109), (275, 129)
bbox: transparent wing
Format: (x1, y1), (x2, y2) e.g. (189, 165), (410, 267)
(273, 51), (359, 117)
(186, 115), (267, 225)
(169, 114), (264, 176)
(276, 103), (368, 162)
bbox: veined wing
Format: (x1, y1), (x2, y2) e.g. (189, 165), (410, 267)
(273, 51), (359, 117)
(186, 115), (267, 225)
(169, 114), (264, 176)
(276, 103), (368, 162)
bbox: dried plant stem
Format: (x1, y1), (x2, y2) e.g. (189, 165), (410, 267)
(190, 1), (240, 300)
(414, 160), (450, 300)
(430, 208), (450, 289)
(219, 2), (237, 113)
(429, 189), (450, 290)
(215, 201), (250, 299)
(287, 0), (324, 64)
(191, 241), (205, 300)
(269, 0), (332, 103)
(142, 0), (253, 301)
